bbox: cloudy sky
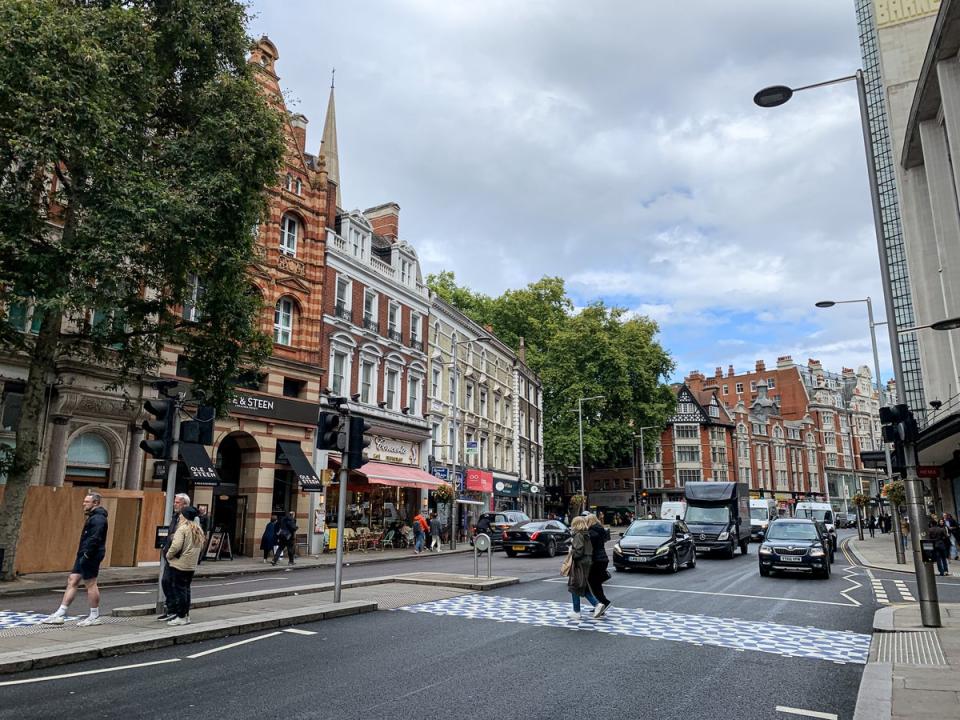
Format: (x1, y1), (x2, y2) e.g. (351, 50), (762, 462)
(248, 0), (892, 385)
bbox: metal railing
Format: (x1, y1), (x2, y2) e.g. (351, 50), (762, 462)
(334, 303), (352, 322)
(363, 316), (379, 333)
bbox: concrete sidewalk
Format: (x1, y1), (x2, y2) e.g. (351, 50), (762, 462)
(0, 544), (474, 597)
(848, 532), (960, 719)
(846, 532), (959, 575)
(0, 572), (517, 675)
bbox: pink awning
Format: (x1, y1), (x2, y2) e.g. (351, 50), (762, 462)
(361, 462), (445, 491)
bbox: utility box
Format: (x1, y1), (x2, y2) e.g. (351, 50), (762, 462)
(921, 539), (936, 563)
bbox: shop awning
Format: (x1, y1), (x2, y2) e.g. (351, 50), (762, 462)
(179, 443), (219, 487)
(277, 440), (322, 492)
(361, 462), (444, 491)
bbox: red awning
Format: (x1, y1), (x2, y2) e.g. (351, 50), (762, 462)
(361, 462), (444, 491)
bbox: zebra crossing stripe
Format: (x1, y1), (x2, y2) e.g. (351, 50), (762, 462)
(398, 595), (871, 665)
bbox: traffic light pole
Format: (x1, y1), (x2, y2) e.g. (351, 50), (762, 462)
(155, 395), (182, 615)
(333, 463), (349, 603)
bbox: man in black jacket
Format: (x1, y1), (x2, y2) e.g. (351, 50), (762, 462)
(43, 492), (109, 627)
(272, 511), (298, 565)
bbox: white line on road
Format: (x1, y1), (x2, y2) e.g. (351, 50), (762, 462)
(185, 631), (283, 659)
(0, 658), (181, 687)
(541, 578), (859, 607)
(775, 706), (837, 719)
(281, 628), (317, 635)
(124, 591), (153, 595)
(196, 577), (294, 588)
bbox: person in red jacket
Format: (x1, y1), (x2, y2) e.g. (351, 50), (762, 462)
(412, 512), (428, 554)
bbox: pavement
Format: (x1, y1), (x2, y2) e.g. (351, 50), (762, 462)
(0, 572), (517, 675)
(846, 534), (960, 719)
(0, 544), (475, 597)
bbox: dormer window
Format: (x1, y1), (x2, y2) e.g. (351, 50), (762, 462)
(280, 214), (299, 256)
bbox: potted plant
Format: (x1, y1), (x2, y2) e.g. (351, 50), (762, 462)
(433, 483), (455, 504)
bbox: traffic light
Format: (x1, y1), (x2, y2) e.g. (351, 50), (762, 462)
(140, 398), (175, 458)
(346, 416), (372, 469)
(181, 405), (215, 445)
(879, 404), (918, 445)
(317, 412), (347, 452)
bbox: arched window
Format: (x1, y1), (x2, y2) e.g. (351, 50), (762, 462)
(274, 297), (294, 345)
(66, 433), (111, 486)
(280, 214), (299, 256)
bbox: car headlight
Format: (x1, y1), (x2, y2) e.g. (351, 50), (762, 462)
(655, 545), (670, 555)
(613, 543), (622, 554)
(718, 531), (730, 541)
(759, 545), (773, 555)
(761, 521), (769, 529)
(810, 546), (825, 557)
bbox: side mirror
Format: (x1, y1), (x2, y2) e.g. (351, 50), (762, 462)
(618, 531), (625, 537)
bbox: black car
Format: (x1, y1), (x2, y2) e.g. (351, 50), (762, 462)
(473, 511), (531, 548)
(758, 518), (832, 579)
(612, 519), (697, 573)
(502, 520), (571, 557)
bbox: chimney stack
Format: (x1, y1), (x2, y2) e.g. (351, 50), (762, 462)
(289, 113), (308, 153)
(364, 202), (400, 241)
(776, 355), (793, 369)
(727, 365), (735, 377)
(755, 359), (766, 372)
(518, 336), (526, 363)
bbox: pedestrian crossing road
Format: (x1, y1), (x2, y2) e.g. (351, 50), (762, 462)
(398, 594), (872, 665)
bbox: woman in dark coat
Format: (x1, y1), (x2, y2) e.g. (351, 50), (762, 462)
(566, 516), (598, 621)
(585, 514), (612, 617)
(260, 514), (278, 562)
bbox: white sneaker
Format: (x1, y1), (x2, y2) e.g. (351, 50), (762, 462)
(167, 616), (190, 626)
(76, 616), (102, 627)
(41, 614), (65, 625)
(567, 612), (582, 621)
(593, 602), (611, 618)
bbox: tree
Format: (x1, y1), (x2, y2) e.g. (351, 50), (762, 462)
(0, 0), (284, 579)
(426, 273), (675, 469)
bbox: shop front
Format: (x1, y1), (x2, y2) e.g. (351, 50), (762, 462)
(494, 476), (520, 511)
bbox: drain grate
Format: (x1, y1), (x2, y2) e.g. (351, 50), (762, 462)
(875, 632), (947, 665)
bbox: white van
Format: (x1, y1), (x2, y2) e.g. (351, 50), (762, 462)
(749, 498), (777, 541)
(793, 501), (837, 561)
(658, 501), (686, 521)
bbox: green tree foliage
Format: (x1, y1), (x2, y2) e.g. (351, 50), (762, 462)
(0, 0), (284, 579)
(426, 273), (675, 469)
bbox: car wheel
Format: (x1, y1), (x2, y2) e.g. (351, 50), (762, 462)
(759, 565), (770, 577)
(505, 549), (517, 558)
(669, 551), (680, 573)
(686, 550), (696, 569)
(545, 538), (557, 558)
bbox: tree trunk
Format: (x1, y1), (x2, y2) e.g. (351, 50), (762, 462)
(0, 308), (60, 580)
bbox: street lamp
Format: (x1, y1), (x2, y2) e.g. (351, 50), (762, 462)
(759, 70), (943, 626)
(576, 395), (604, 506)
(448, 335), (490, 550)
(633, 426), (655, 518)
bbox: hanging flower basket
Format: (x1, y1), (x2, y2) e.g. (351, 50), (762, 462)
(569, 494), (587, 514)
(882, 480), (906, 508)
(851, 493), (870, 508)
(433, 483), (455, 503)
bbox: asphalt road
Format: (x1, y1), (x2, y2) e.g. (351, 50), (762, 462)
(0, 530), (882, 720)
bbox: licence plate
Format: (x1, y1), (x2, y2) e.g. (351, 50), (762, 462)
(511, 545), (525, 551)
(629, 556), (648, 563)
(780, 556), (802, 562)
(696, 545), (709, 552)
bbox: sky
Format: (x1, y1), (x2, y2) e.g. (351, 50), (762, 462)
(247, 0), (893, 386)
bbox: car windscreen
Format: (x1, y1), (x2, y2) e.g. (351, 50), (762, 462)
(750, 508), (769, 520)
(624, 521), (672, 537)
(685, 506), (730, 524)
(766, 523), (819, 541)
(796, 508), (831, 522)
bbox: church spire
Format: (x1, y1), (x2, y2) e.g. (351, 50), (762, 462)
(319, 68), (341, 207)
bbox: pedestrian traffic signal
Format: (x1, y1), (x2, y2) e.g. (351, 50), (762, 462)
(317, 411), (347, 452)
(181, 405), (215, 445)
(140, 398), (175, 459)
(346, 416), (373, 469)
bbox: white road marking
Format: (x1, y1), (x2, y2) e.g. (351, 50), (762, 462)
(196, 577), (293, 588)
(542, 578), (859, 607)
(281, 628), (317, 635)
(838, 566), (863, 607)
(185, 631), (283, 659)
(775, 706), (837, 719)
(124, 591), (153, 595)
(0, 658), (181, 687)
(893, 580), (915, 602)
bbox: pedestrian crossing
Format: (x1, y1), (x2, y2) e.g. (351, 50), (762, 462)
(398, 595), (871, 665)
(0, 611), (78, 629)
(865, 570), (915, 604)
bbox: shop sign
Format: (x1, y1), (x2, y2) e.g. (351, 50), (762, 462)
(917, 465), (940, 478)
(229, 391), (320, 424)
(466, 469), (493, 493)
(494, 478), (520, 497)
(369, 435), (420, 466)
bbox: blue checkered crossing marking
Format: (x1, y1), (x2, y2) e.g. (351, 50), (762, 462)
(0, 611), (79, 628)
(398, 595), (870, 665)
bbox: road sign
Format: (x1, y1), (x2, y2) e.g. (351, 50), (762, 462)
(466, 440), (479, 455)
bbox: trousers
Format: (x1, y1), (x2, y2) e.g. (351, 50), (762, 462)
(167, 567), (195, 618)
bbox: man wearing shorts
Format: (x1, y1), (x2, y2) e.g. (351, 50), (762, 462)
(43, 492), (109, 627)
